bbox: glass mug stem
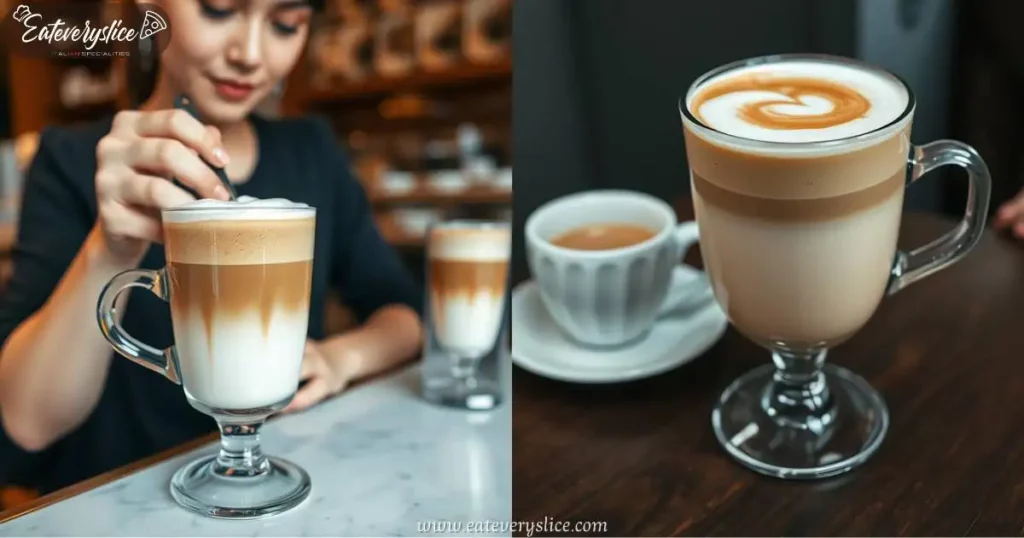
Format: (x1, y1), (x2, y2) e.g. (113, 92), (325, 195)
(766, 349), (834, 434)
(96, 268), (180, 384)
(762, 139), (992, 439)
(214, 421), (270, 478)
(450, 353), (478, 380)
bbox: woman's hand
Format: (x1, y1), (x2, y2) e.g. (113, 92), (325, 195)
(993, 187), (1024, 238)
(93, 109), (232, 263)
(281, 340), (356, 413)
(280, 307), (422, 413)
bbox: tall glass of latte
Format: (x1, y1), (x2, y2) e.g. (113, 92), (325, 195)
(96, 197), (315, 518)
(423, 219), (511, 410)
(680, 54), (991, 479)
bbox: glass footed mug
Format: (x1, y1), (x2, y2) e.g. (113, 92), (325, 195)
(423, 219), (511, 410)
(680, 53), (992, 479)
(96, 203), (316, 518)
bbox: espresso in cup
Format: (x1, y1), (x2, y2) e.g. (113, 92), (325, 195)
(525, 190), (702, 347)
(550, 223), (658, 251)
(162, 198), (315, 410)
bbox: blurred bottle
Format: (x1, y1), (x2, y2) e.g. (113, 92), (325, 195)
(457, 123), (496, 184)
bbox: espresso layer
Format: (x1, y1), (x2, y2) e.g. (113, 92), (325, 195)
(429, 259), (508, 354)
(692, 169), (904, 222)
(167, 260), (313, 351)
(429, 259), (508, 298)
(682, 124), (910, 201)
(164, 217), (316, 265)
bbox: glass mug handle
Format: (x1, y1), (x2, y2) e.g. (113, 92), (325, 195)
(96, 268), (181, 384)
(887, 140), (992, 294)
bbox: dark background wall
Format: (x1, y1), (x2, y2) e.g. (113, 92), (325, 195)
(512, 0), (959, 281)
(511, 0), (595, 282)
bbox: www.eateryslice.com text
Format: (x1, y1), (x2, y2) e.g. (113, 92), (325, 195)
(417, 518), (608, 536)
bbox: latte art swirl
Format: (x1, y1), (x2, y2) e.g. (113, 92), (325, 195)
(685, 60), (910, 145)
(692, 76), (871, 130)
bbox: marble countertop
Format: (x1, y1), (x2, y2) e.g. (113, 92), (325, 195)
(0, 362), (511, 537)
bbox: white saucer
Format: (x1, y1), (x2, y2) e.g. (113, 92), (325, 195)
(511, 266), (729, 384)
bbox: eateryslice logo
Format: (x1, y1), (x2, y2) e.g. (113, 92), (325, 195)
(11, 3), (167, 51)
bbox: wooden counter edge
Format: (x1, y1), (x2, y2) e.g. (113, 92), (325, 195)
(0, 432), (219, 524)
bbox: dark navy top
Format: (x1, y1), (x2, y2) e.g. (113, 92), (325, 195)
(0, 114), (423, 494)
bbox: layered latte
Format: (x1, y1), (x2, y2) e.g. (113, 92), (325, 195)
(163, 197), (315, 410)
(428, 223), (510, 358)
(682, 59), (912, 348)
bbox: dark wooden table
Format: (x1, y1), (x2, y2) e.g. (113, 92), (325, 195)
(512, 198), (1024, 537)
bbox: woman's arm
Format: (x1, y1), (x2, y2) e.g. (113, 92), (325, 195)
(318, 304), (423, 382)
(0, 227), (136, 452)
(0, 131), (137, 454)
(1, 112), (225, 455)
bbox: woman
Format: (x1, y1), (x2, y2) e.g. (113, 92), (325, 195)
(0, 0), (424, 496)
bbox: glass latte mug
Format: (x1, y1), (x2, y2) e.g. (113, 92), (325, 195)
(679, 54), (991, 479)
(422, 219), (511, 410)
(96, 201), (316, 518)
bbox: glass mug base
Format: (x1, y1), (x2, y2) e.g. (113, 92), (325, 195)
(711, 363), (889, 480)
(424, 375), (502, 411)
(170, 453), (312, 520)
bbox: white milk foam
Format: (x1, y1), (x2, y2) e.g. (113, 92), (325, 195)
(177, 311), (309, 410)
(429, 228), (511, 261)
(688, 60), (909, 144)
(434, 294), (506, 358)
(164, 195), (312, 223)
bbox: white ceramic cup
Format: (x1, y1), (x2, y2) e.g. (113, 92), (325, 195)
(525, 190), (706, 347)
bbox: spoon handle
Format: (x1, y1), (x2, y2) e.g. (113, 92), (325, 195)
(173, 94), (239, 201)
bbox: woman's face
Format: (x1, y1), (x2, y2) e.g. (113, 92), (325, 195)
(156, 0), (313, 124)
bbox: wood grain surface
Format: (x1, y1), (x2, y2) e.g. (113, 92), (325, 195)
(512, 199), (1024, 536)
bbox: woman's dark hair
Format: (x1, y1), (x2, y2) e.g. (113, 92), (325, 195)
(125, 0), (324, 107)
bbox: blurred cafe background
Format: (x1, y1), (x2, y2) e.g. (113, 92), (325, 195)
(512, 0), (1013, 280)
(0, 0), (510, 510)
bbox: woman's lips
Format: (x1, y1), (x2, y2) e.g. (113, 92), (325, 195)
(211, 78), (255, 101)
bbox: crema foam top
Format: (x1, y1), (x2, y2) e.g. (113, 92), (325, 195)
(687, 60), (910, 144)
(429, 225), (511, 262)
(164, 195), (313, 223)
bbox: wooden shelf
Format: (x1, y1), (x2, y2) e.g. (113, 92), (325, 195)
(303, 59), (511, 104)
(385, 232), (426, 249)
(369, 184), (510, 206)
